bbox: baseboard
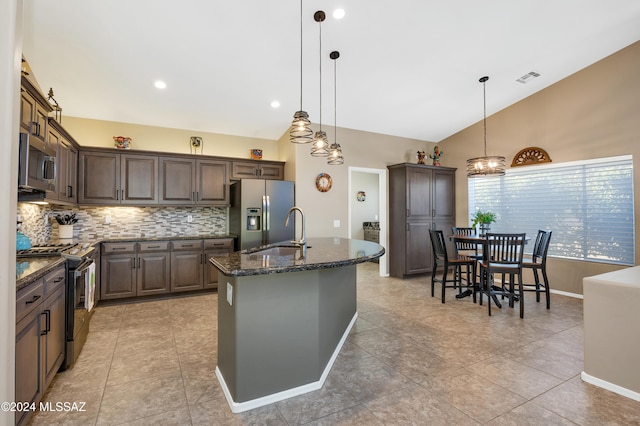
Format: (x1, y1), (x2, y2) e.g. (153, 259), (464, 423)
(550, 289), (583, 299)
(216, 311), (358, 413)
(581, 371), (640, 402)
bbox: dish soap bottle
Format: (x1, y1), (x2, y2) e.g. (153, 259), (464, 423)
(16, 221), (31, 250)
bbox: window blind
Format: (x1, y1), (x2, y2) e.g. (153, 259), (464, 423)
(468, 155), (635, 265)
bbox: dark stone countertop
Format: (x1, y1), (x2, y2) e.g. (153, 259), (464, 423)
(16, 257), (66, 292)
(16, 234), (236, 292)
(209, 237), (385, 277)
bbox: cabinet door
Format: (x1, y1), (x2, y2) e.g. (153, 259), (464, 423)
(159, 157), (196, 204)
(406, 222), (432, 274)
(121, 154), (159, 205)
(432, 170), (455, 221)
(196, 159), (229, 205)
(171, 251), (204, 292)
(406, 168), (432, 221)
(78, 151), (120, 204)
(56, 140), (70, 201)
(231, 161), (258, 179)
(42, 284), (65, 389)
(66, 144), (78, 203)
(20, 89), (37, 133)
(137, 252), (171, 296)
(15, 307), (43, 426)
(46, 126), (62, 200)
(101, 254), (137, 299)
(259, 164), (284, 180)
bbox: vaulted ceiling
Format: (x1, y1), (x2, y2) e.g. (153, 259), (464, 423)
(21, 0), (640, 142)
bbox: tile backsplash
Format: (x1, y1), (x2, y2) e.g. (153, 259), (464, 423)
(17, 203), (228, 244)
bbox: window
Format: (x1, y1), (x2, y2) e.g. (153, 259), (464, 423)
(469, 155), (635, 265)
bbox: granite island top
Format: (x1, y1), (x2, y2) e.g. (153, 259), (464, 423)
(16, 257), (66, 292)
(210, 237), (384, 277)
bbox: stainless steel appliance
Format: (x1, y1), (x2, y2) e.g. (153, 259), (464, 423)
(62, 243), (96, 369)
(229, 179), (295, 250)
(18, 132), (56, 193)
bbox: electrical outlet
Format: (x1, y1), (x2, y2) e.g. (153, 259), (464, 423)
(105, 215), (111, 224)
(187, 214), (193, 223)
(333, 219), (341, 228)
(226, 282), (233, 306)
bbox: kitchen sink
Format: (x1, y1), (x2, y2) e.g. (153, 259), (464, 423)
(248, 246), (301, 256)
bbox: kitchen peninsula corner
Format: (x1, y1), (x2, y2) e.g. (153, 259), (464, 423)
(209, 237), (384, 413)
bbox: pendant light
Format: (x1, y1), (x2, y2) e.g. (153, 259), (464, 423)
(290, 0), (313, 144)
(328, 50), (344, 165)
(466, 76), (506, 177)
(310, 10), (330, 157)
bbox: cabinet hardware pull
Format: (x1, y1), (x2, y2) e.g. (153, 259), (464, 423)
(137, 258), (141, 268)
(407, 209), (410, 217)
(45, 309), (51, 333)
(196, 191), (199, 201)
(54, 277), (64, 283)
(25, 294), (41, 305)
(147, 245), (160, 249)
(432, 209), (436, 217)
(67, 185), (73, 198)
(112, 247), (127, 250)
(192, 192), (196, 201)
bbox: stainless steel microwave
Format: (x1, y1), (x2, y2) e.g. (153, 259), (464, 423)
(18, 132), (56, 193)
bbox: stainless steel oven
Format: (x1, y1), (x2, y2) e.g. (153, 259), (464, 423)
(63, 244), (96, 369)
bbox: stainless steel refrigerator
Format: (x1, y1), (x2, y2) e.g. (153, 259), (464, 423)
(229, 179), (295, 251)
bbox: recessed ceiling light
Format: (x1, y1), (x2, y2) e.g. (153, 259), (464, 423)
(270, 100), (280, 108)
(154, 80), (167, 89)
(333, 9), (345, 19)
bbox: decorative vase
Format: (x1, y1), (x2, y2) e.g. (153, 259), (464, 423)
(479, 224), (491, 237)
(59, 224), (74, 239)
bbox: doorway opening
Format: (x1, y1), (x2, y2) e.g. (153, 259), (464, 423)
(348, 167), (388, 277)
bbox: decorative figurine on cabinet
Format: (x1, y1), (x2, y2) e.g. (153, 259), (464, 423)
(429, 146), (443, 166)
(417, 151), (426, 165)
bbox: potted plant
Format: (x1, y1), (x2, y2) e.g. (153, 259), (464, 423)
(471, 210), (496, 236)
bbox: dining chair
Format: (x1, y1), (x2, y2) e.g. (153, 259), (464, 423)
(521, 230), (552, 309)
(478, 233), (526, 318)
(429, 229), (477, 303)
(451, 227), (482, 258)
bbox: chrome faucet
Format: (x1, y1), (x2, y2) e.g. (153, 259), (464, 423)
(284, 206), (306, 248)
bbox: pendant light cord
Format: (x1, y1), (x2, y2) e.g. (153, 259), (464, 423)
(334, 53), (337, 142)
(299, 0), (303, 111)
(482, 77), (488, 157)
(318, 18), (322, 130)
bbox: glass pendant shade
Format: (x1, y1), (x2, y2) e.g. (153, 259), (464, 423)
(467, 76), (505, 178)
(290, 111), (313, 143)
(310, 130), (330, 156)
(327, 143), (344, 165)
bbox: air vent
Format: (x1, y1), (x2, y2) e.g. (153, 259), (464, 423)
(516, 71), (540, 84)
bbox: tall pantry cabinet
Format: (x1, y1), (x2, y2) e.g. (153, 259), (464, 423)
(388, 163), (456, 278)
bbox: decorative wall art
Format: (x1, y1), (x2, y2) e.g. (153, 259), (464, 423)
(511, 147), (552, 167)
(417, 151), (426, 165)
(357, 191), (366, 202)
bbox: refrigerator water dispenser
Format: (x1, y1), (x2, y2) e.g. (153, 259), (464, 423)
(246, 208), (261, 230)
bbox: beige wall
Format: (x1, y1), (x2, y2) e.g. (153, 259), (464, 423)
(440, 41), (640, 294)
(289, 125), (431, 239)
(62, 116), (281, 160)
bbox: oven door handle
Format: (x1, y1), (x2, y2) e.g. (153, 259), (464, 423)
(74, 258), (95, 276)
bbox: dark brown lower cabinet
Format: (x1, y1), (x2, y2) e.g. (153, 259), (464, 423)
(101, 238), (234, 300)
(203, 238), (233, 289)
(15, 266), (66, 426)
(101, 253), (137, 300)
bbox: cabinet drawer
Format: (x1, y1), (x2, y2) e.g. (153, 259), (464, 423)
(16, 280), (44, 324)
(364, 229), (380, 243)
(138, 241), (170, 252)
(203, 238), (233, 250)
(172, 240), (203, 251)
(42, 266), (66, 297)
(103, 242), (136, 254)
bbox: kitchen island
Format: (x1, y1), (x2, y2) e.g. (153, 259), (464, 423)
(209, 237), (384, 413)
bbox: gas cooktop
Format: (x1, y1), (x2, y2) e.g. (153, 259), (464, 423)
(17, 243), (75, 258)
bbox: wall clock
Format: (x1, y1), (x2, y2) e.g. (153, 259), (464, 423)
(315, 173), (332, 192)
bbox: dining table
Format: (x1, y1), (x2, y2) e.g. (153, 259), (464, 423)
(449, 233), (529, 305)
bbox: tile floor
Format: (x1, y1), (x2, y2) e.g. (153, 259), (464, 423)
(30, 262), (640, 425)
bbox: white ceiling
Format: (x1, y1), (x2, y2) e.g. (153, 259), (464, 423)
(21, 0), (640, 143)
